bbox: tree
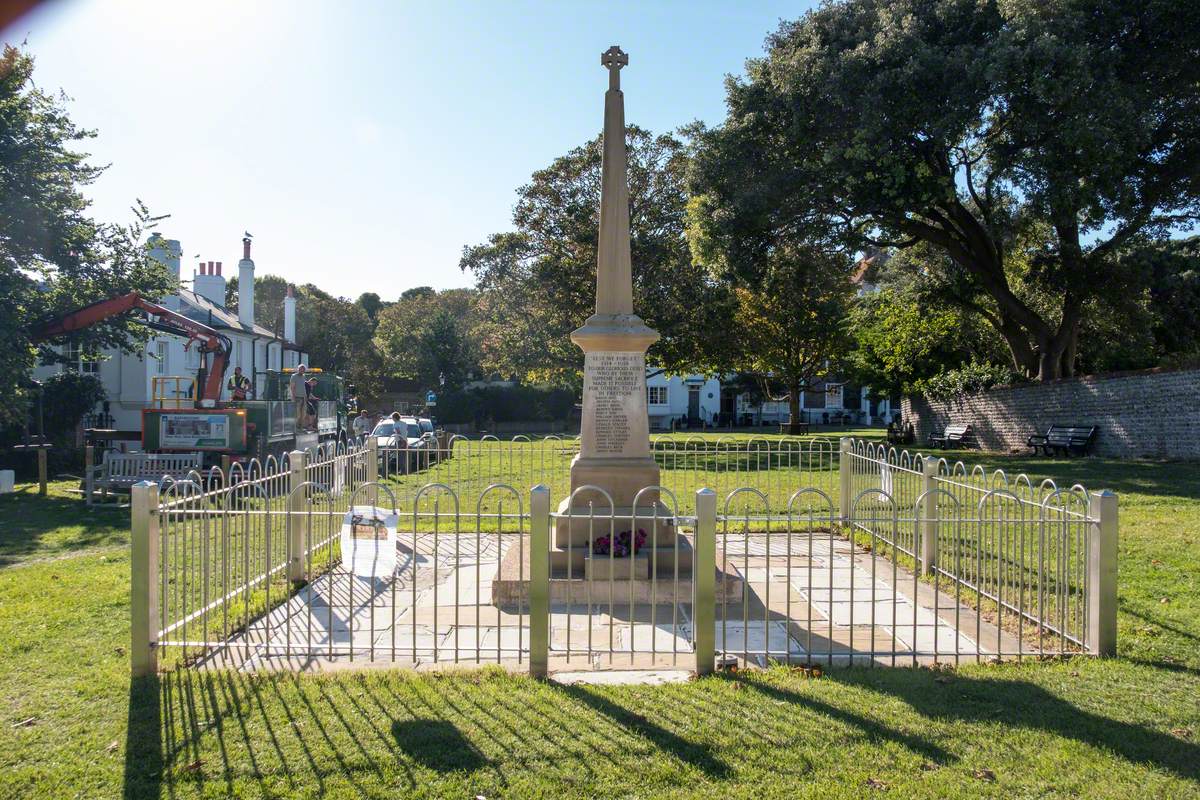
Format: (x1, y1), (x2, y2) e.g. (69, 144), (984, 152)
(355, 291), (385, 321)
(845, 245), (1013, 397)
(1, 46), (173, 428)
(689, 0), (1200, 381)
(227, 276), (383, 401)
(1120, 237), (1200, 365)
(462, 126), (735, 385)
(373, 288), (481, 390)
(722, 245), (854, 431)
(400, 286), (435, 302)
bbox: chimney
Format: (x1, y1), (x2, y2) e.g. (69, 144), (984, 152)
(147, 233), (182, 284)
(283, 284), (297, 344)
(193, 258), (227, 306)
(238, 237), (255, 328)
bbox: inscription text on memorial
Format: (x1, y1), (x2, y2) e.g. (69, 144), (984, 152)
(582, 351), (648, 457)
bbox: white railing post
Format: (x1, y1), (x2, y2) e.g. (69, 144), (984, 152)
(130, 481), (159, 677)
(693, 488), (716, 676)
(529, 485), (550, 678)
(1088, 490), (1118, 656)
(366, 436), (379, 483)
(920, 457), (938, 575)
(838, 437), (853, 522)
(366, 436), (379, 505)
(288, 449), (307, 583)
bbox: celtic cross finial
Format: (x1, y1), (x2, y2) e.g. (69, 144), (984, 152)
(601, 45), (628, 91)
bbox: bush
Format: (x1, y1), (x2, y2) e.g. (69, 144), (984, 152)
(918, 361), (1018, 402)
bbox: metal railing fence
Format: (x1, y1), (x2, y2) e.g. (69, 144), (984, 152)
(128, 435), (1117, 676)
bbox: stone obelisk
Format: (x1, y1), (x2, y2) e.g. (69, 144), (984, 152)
(557, 46), (663, 535)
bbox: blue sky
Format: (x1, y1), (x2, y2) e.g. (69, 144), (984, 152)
(7, 0), (813, 299)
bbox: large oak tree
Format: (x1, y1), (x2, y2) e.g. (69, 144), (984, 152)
(689, 0), (1200, 381)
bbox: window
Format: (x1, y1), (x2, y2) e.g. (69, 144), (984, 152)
(185, 345), (200, 370)
(62, 343), (98, 374)
(647, 386), (668, 405)
(155, 341), (167, 375)
(825, 383), (843, 408)
(63, 343), (80, 373)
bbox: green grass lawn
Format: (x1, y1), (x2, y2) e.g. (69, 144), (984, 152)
(1, 441), (1198, 799)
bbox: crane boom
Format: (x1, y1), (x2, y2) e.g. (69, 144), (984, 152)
(31, 292), (232, 403)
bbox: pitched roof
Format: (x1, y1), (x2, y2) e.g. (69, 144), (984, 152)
(175, 289), (281, 339)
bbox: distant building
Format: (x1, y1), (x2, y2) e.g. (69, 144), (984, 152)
(33, 234), (308, 432)
(645, 371), (726, 429)
(645, 369), (894, 430)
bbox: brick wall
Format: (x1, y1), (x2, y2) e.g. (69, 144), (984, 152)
(901, 368), (1200, 459)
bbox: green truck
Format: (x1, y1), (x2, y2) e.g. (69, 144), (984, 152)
(142, 369), (351, 464)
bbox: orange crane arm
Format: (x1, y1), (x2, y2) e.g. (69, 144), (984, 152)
(31, 292), (232, 403)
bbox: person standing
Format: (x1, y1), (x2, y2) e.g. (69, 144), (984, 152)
(227, 366), (251, 401)
(352, 410), (369, 439)
(289, 364), (307, 431)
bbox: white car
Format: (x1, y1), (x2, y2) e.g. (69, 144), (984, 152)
(371, 418), (425, 472)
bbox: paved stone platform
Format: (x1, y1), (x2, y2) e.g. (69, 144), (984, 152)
(206, 529), (1013, 672)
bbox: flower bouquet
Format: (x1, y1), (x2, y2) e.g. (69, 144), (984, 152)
(592, 528), (648, 557)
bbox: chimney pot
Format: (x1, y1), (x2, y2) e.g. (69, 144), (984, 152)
(215, 262), (222, 276)
(243, 238), (251, 259)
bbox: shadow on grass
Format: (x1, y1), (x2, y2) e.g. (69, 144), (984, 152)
(127, 662), (1200, 796)
(123, 675), (162, 800)
(809, 667), (1200, 781)
(555, 683), (730, 778)
(975, 455), (1200, 502)
(0, 486), (128, 566)
(392, 719), (488, 773)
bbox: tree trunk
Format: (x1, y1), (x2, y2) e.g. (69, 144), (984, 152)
(786, 381), (803, 434)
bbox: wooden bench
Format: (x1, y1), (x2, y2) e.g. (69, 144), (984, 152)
(85, 451), (203, 505)
(1027, 425), (1098, 457)
(928, 423), (972, 449)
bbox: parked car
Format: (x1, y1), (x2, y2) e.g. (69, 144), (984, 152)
(371, 417), (425, 474)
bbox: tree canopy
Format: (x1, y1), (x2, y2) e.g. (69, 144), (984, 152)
(1, 46), (173, 428)
(462, 126), (734, 385)
(373, 288), (481, 390)
(724, 244), (855, 425)
(689, 0), (1200, 382)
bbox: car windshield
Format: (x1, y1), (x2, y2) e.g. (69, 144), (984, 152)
(405, 423), (422, 438)
(371, 422), (395, 436)
(419, 420), (434, 433)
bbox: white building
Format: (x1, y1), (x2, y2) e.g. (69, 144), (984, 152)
(645, 371), (725, 430)
(33, 234), (307, 433)
(646, 368), (894, 430)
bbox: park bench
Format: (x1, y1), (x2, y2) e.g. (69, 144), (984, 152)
(85, 451), (203, 506)
(928, 423), (972, 449)
(1027, 424), (1098, 457)
(886, 421), (914, 445)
